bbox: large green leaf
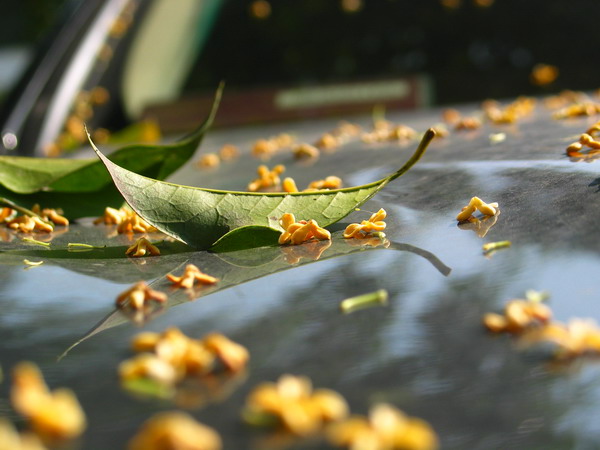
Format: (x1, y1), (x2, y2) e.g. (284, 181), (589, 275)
(0, 84), (223, 218)
(91, 129), (436, 250)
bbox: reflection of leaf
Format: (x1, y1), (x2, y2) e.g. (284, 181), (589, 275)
(0, 84), (222, 219)
(61, 234), (450, 358)
(91, 129), (436, 250)
(0, 223), (194, 282)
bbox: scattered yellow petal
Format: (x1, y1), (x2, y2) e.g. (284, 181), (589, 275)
(282, 177), (299, 193)
(8, 216), (53, 233)
(327, 403), (438, 450)
(247, 164), (285, 192)
(196, 153), (220, 169)
(128, 411), (221, 450)
(278, 214), (331, 245)
(530, 63), (559, 86)
(11, 362), (86, 441)
(483, 298), (552, 334)
(307, 175), (342, 191)
(244, 374), (349, 436)
(293, 143), (320, 159)
(32, 205), (68, 226)
(0, 418), (47, 450)
(203, 333), (250, 373)
(456, 197), (498, 222)
(454, 116), (481, 130)
(343, 208), (387, 239)
(126, 238), (161, 257)
(120, 328), (248, 391)
(115, 281), (167, 310)
(166, 264), (218, 289)
(0, 207), (14, 222)
(93, 207), (126, 225)
(553, 102), (600, 119)
(219, 144), (239, 161)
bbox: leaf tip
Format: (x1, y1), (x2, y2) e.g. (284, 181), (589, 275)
(84, 124), (101, 156)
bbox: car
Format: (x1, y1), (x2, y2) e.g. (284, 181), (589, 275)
(1, 1), (600, 449)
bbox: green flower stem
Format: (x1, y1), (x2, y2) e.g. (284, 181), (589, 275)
(339, 289), (389, 314)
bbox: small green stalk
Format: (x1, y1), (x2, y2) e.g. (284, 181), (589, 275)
(340, 289), (389, 314)
(23, 259), (44, 266)
(67, 242), (107, 249)
(482, 240), (511, 256)
(22, 238), (51, 247)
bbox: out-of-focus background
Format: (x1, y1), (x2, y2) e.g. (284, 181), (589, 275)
(0, 0), (598, 155)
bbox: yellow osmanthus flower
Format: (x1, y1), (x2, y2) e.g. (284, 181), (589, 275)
(553, 102), (600, 119)
(115, 281), (167, 310)
(483, 298), (552, 334)
(0, 418), (47, 450)
(442, 108), (461, 124)
(484, 97), (536, 124)
(282, 176), (342, 193)
(454, 116), (482, 130)
(11, 362), (86, 441)
(530, 64), (559, 86)
(566, 130), (600, 159)
(93, 207), (156, 233)
(120, 328), (248, 388)
(251, 134), (295, 159)
(315, 122), (361, 149)
(128, 411), (221, 450)
(243, 374), (349, 436)
(306, 175), (342, 191)
(219, 144), (239, 161)
(282, 177), (299, 193)
(251, 138), (278, 159)
(315, 133), (340, 150)
(333, 121), (362, 137)
(362, 123), (416, 143)
(293, 143), (320, 159)
(31, 205), (69, 226)
(520, 318), (600, 361)
(126, 237), (161, 257)
(203, 333), (251, 373)
(196, 153), (220, 169)
(0, 207), (14, 222)
(327, 403), (438, 450)
(456, 197), (498, 222)
(247, 164), (286, 192)
(278, 213), (331, 245)
(343, 209), (387, 239)
(7, 216), (53, 233)
(117, 210), (158, 234)
(93, 206), (126, 225)
(544, 90), (585, 110)
(166, 264), (219, 289)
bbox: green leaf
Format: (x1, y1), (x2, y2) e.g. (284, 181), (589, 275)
(91, 128), (436, 250)
(0, 83), (223, 218)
